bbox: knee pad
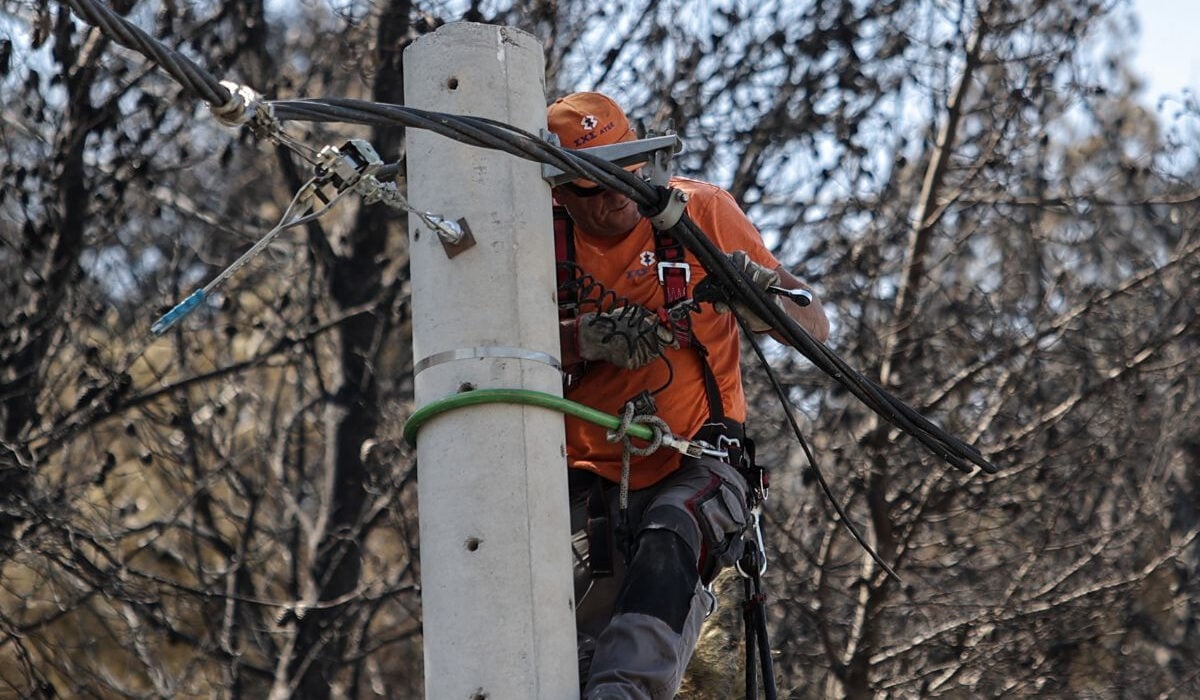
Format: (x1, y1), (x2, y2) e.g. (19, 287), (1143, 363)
(614, 529), (699, 633)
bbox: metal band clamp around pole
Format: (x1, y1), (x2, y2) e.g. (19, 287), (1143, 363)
(413, 346), (562, 376)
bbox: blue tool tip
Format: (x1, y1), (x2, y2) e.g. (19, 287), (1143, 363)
(151, 289), (207, 336)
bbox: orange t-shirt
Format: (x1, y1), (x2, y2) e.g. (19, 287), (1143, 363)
(564, 177), (780, 488)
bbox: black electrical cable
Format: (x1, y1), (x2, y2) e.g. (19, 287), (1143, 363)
(61, 0), (995, 475)
(233, 99), (1000, 475)
(736, 314), (901, 581)
(264, 98), (964, 556)
(64, 0), (231, 106)
(271, 99), (995, 475)
(667, 215), (995, 474)
(271, 98), (649, 199)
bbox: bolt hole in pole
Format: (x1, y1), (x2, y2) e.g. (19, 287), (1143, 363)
(458, 382), (475, 392)
(465, 537), (481, 552)
(447, 76), (459, 90)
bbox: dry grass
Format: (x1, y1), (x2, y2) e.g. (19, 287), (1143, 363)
(679, 568), (746, 699)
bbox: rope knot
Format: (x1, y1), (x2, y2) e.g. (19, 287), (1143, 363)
(606, 402), (669, 513)
(606, 401), (667, 455)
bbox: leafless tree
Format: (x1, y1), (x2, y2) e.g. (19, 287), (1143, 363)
(1, 0), (1197, 697)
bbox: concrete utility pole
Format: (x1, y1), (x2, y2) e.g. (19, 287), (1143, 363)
(404, 22), (577, 699)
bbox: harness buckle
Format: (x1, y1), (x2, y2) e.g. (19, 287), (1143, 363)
(656, 261), (691, 284)
(717, 433), (746, 471)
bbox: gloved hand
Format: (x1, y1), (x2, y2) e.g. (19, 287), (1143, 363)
(711, 251), (786, 333)
(575, 306), (677, 369)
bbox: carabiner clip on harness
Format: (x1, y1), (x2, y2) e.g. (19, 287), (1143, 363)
(739, 528), (777, 700)
(727, 433), (775, 699)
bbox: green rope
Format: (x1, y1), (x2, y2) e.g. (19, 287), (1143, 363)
(402, 388), (656, 447)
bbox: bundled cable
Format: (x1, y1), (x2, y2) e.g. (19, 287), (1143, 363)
(61, 0), (996, 475)
(667, 214), (996, 474)
(63, 0), (232, 106)
(274, 97), (993, 473)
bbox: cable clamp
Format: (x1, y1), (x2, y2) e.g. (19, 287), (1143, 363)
(647, 187), (689, 230)
(297, 139), (388, 211)
(211, 80), (265, 127)
(314, 139), (383, 192)
(541, 133), (683, 187)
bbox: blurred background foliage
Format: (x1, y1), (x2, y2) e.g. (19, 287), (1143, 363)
(1, 0), (1198, 697)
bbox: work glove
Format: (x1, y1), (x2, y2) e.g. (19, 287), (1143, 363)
(712, 251), (783, 333)
(575, 306), (677, 369)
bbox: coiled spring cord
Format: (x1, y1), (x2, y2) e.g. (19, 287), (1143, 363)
(557, 261), (675, 395)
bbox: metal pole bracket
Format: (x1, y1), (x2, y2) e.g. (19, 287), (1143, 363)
(647, 188), (689, 230)
(541, 133), (684, 188)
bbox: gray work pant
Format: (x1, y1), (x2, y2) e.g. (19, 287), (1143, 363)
(570, 456), (751, 700)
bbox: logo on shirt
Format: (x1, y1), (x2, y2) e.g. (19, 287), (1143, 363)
(639, 250), (656, 266)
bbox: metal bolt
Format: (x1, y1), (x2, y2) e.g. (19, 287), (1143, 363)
(426, 214), (465, 245)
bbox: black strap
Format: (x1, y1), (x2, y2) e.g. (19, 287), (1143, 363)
(569, 470), (616, 579)
(554, 207), (589, 388)
(586, 477), (614, 578)
(694, 341), (725, 426)
(553, 205), (578, 320)
(692, 418), (744, 470)
(740, 540), (777, 700)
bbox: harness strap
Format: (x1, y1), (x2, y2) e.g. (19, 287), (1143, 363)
(694, 418), (747, 470)
(652, 225), (726, 424)
(554, 206), (588, 387)
(740, 539), (778, 700)
(586, 477), (614, 578)
(553, 206), (578, 320)
(653, 226), (693, 347)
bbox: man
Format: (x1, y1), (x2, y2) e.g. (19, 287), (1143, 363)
(548, 92), (829, 700)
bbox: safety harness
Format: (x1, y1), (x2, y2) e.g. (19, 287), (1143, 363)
(556, 202), (776, 699)
(555, 206), (762, 506)
(555, 206), (738, 450)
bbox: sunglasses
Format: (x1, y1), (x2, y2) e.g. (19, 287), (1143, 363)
(561, 182), (608, 198)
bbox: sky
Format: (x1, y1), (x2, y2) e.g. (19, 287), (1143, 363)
(1131, 0), (1200, 106)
